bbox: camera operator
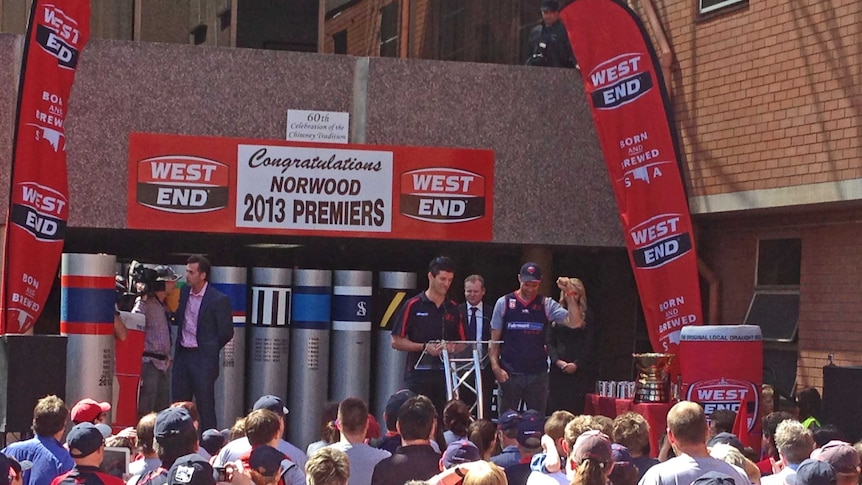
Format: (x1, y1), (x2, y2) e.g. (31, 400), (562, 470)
(132, 264), (181, 417)
(525, 0), (577, 68)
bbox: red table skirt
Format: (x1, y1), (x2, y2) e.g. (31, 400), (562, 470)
(584, 393), (672, 458)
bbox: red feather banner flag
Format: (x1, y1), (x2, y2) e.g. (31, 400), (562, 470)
(1, 1), (91, 334)
(561, 0), (703, 359)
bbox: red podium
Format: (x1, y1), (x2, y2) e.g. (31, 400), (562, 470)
(584, 394), (672, 457)
(680, 325), (763, 446)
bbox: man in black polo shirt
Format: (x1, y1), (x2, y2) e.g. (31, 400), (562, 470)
(370, 396), (440, 485)
(391, 256), (466, 414)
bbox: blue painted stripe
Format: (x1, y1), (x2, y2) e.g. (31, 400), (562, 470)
(60, 287), (116, 324)
(212, 283), (247, 312)
(292, 292), (331, 329)
(332, 295), (371, 322)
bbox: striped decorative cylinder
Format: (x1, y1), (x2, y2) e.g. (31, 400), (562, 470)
(372, 271), (417, 422)
(288, 269), (331, 447)
(247, 267), (292, 407)
(330, 270), (372, 401)
(212, 266), (247, 428)
(61, 253), (117, 417)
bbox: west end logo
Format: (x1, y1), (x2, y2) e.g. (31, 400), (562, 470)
(589, 53), (653, 109)
(136, 156), (229, 213)
(38, 5), (84, 69)
(687, 378), (759, 430)
(10, 182), (68, 242)
(629, 213), (692, 269)
(400, 168), (485, 223)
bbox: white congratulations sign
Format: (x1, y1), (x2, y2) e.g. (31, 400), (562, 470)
(235, 144), (392, 232)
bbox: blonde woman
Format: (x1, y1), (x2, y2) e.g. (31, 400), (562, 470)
(547, 278), (595, 415)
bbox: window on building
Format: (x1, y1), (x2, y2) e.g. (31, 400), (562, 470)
(745, 238), (801, 342)
(698, 0), (748, 16)
(333, 30), (348, 54)
(191, 24), (208, 45)
(379, 2), (399, 57)
(756, 238), (801, 286)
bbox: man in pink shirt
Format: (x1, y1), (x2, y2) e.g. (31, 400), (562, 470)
(171, 254), (233, 431)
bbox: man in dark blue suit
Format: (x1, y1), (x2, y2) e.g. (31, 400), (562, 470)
(171, 254), (233, 431)
(461, 274), (495, 419)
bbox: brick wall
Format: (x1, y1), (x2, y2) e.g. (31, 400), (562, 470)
(698, 210), (862, 391)
(638, 0), (862, 197)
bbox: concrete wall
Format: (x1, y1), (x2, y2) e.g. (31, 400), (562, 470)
(0, 34), (622, 247)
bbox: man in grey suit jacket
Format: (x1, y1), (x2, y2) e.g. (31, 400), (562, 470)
(171, 254), (233, 431)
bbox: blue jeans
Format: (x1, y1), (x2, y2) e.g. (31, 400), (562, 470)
(497, 371), (548, 416)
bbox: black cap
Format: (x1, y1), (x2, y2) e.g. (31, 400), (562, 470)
(249, 446), (289, 477)
(517, 410), (545, 448)
(498, 410), (521, 431)
(541, 0), (560, 12)
(519, 262), (542, 282)
(385, 389), (416, 420)
(155, 407), (195, 441)
(67, 423), (105, 458)
(0, 453), (33, 485)
(691, 472), (737, 485)
(167, 454), (215, 485)
(707, 432), (745, 452)
(789, 459), (837, 485)
(200, 429), (226, 456)
(252, 395), (289, 415)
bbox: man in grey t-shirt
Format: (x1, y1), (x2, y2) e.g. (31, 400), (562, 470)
(638, 402), (749, 485)
(328, 397), (390, 485)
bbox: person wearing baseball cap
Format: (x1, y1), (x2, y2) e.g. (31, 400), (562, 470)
(0, 453), (32, 485)
(441, 440), (481, 470)
(789, 459), (837, 485)
(608, 444), (637, 485)
(70, 399), (111, 425)
(2, 395), (74, 485)
(567, 430), (614, 485)
(132, 407), (200, 485)
(490, 411), (521, 469)
(524, 0), (577, 68)
(489, 262), (586, 416)
(213, 396), (306, 473)
(500, 411), (544, 485)
(813, 440), (860, 485)
(166, 453), (215, 485)
(370, 389), (417, 454)
(50, 423), (123, 485)
(247, 445), (294, 485)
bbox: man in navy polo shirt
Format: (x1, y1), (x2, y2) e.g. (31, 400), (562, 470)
(391, 256), (466, 414)
(489, 263), (585, 416)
